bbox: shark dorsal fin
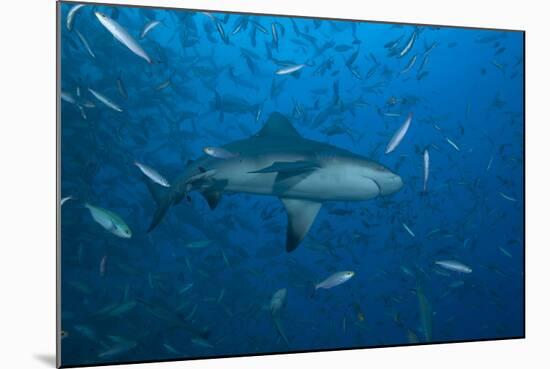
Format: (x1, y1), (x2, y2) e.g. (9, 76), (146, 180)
(258, 113), (301, 138)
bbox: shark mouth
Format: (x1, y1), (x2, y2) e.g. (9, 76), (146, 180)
(371, 179), (383, 196)
(361, 176), (382, 197)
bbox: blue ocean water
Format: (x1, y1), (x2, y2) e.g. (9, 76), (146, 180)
(59, 2), (524, 367)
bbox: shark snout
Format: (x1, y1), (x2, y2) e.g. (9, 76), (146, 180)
(360, 161), (403, 197)
(379, 174), (403, 195)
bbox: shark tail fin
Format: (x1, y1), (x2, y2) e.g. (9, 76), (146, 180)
(142, 175), (172, 232)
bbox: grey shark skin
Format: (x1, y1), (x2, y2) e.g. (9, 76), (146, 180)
(145, 112), (403, 252)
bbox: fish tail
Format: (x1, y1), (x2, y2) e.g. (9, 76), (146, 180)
(273, 316), (290, 347)
(141, 174), (172, 232)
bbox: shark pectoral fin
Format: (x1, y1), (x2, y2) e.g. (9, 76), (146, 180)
(274, 170), (312, 186)
(249, 161), (320, 174)
(280, 198), (322, 252)
(201, 190), (222, 210)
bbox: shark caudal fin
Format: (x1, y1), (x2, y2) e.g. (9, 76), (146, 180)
(142, 175), (172, 232)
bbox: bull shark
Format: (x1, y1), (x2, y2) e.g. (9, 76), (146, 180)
(144, 112), (403, 252)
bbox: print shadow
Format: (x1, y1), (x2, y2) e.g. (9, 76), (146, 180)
(33, 353), (56, 367)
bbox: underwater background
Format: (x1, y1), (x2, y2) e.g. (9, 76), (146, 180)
(58, 1), (524, 367)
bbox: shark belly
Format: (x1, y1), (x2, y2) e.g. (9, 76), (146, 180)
(211, 163), (381, 202)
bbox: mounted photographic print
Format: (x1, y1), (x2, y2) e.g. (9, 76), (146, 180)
(57, 1), (525, 367)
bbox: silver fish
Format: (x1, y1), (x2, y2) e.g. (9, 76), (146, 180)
(140, 20), (161, 39)
(200, 12), (215, 21)
(88, 88), (123, 112)
(99, 255), (107, 277)
(416, 287), (432, 341)
(203, 147), (238, 159)
(399, 31), (416, 58)
(316, 271), (355, 290)
(215, 21), (228, 43)
(217, 288), (226, 304)
(75, 30), (95, 59)
(155, 79), (171, 91)
(446, 137), (460, 151)
(61, 91), (76, 104)
(275, 64), (305, 75)
(98, 340), (137, 358)
(163, 343), (181, 355)
(95, 12), (151, 63)
(134, 161), (170, 187)
(60, 196), (73, 207)
(84, 203), (132, 239)
(423, 149), (429, 192)
(271, 23), (279, 48)
(400, 54), (417, 74)
(435, 260), (472, 274)
(418, 54), (429, 72)
(185, 240), (213, 249)
(78, 106), (87, 120)
(403, 223), (416, 238)
(66, 4), (85, 31)
(270, 288), (287, 315)
(117, 77), (128, 99)
(191, 337), (214, 349)
(486, 154), (494, 171)
(385, 113), (413, 154)
(499, 247), (513, 258)
(499, 192), (517, 202)
(424, 41), (438, 55)
(178, 282), (194, 295)
(256, 106), (262, 122)
(270, 288), (289, 346)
